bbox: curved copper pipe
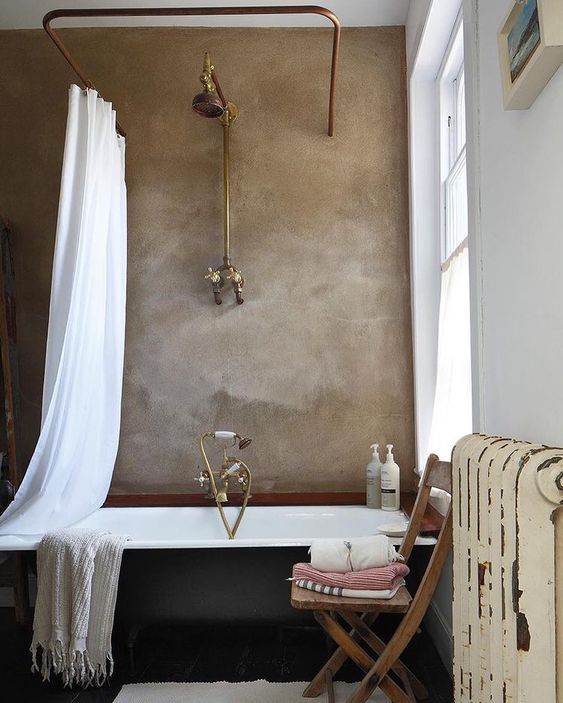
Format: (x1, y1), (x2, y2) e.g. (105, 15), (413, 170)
(42, 5), (341, 137)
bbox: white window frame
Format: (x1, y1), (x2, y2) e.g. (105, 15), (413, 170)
(438, 13), (467, 264)
(407, 0), (473, 473)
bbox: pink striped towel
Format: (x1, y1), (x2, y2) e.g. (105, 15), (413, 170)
(292, 562), (409, 590)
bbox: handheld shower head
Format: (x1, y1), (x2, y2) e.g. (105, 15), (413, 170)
(211, 431), (251, 450)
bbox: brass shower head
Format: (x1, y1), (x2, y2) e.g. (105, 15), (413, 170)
(192, 51), (226, 118)
(192, 91), (225, 118)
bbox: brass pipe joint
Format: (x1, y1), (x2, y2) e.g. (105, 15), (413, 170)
(199, 51), (216, 93)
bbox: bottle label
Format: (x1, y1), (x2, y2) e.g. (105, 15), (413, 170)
(381, 488), (396, 509)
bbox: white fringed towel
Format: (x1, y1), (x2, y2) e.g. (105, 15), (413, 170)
(31, 528), (128, 687)
(309, 535), (402, 573)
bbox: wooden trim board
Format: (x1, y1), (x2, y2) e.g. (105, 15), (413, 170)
(104, 492), (367, 507)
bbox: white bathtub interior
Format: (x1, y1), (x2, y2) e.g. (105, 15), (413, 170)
(0, 505), (435, 551)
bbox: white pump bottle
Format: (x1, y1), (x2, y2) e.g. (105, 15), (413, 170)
(366, 443), (382, 509)
(381, 444), (400, 511)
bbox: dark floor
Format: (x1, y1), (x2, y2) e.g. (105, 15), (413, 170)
(0, 608), (452, 702)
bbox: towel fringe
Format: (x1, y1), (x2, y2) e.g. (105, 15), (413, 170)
(30, 640), (113, 688)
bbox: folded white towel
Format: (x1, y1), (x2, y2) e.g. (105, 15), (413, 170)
(309, 535), (402, 573)
(31, 528), (128, 687)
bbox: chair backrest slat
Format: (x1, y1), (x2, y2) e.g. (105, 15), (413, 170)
(399, 454), (451, 561)
(426, 460), (452, 494)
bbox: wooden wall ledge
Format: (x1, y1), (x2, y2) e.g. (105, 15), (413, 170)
(400, 493), (445, 535)
(104, 492), (366, 508)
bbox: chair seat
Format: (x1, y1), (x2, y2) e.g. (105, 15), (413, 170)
(290, 580), (412, 613)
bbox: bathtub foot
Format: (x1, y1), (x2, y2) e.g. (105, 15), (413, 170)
(127, 623), (143, 676)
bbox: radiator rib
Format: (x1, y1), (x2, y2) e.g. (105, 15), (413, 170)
(453, 434), (563, 703)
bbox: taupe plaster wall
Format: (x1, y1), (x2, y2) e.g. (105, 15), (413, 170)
(0, 27), (414, 494)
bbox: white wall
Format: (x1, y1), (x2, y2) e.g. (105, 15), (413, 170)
(465, 0), (563, 445)
(406, 0), (432, 65)
(408, 0), (563, 677)
(0, 0), (410, 29)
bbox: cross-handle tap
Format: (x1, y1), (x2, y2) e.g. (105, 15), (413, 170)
(194, 470), (212, 497)
(226, 268), (244, 305)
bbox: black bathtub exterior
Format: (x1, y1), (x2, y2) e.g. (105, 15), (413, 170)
(115, 547), (314, 626)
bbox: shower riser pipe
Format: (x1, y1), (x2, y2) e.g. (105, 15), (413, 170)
(223, 121), (230, 264)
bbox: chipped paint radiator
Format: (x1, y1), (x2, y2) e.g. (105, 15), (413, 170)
(453, 434), (563, 703)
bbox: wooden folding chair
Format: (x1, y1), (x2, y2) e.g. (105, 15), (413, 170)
(291, 454), (452, 703)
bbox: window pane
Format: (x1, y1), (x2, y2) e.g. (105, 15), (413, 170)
(444, 148), (468, 262)
(456, 69), (466, 153)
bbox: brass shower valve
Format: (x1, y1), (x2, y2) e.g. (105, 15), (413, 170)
(204, 264), (244, 305)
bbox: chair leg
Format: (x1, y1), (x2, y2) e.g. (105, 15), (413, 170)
(325, 668), (335, 703)
(303, 613), (378, 698)
(307, 612), (427, 701)
(400, 671), (419, 703)
(340, 612), (429, 701)
(401, 670), (429, 702)
(311, 611), (410, 703)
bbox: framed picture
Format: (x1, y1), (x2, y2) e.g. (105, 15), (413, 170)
(498, 0), (563, 109)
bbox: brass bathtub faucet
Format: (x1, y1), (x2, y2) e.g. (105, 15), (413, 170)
(195, 431), (252, 539)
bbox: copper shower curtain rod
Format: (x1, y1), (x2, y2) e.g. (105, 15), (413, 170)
(42, 5), (341, 138)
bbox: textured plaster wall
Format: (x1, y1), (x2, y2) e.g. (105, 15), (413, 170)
(0, 27), (414, 494)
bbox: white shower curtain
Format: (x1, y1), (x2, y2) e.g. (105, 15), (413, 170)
(0, 85), (126, 534)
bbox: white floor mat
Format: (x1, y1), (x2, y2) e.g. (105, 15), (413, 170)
(113, 679), (389, 702)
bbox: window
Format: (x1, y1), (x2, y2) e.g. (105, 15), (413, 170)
(439, 18), (468, 263)
(427, 15), (472, 462)
(444, 64), (467, 262)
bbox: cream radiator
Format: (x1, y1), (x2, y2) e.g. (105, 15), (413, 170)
(453, 434), (563, 702)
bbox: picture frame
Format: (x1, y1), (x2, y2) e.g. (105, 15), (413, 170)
(498, 0), (563, 110)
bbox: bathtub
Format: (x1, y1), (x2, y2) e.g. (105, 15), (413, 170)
(0, 505), (434, 625)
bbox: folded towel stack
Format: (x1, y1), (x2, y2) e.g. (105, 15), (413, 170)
(293, 561), (409, 599)
(293, 536), (409, 600)
(294, 579), (404, 600)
